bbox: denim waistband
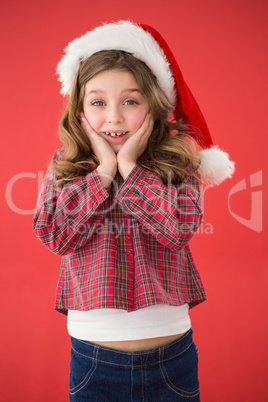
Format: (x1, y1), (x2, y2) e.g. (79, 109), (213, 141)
(70, 328), (193, 368)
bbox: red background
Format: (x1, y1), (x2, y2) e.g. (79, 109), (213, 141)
(1, 0), (267, 401)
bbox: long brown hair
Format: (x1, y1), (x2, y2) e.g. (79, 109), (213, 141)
(55, 50), (200, 186)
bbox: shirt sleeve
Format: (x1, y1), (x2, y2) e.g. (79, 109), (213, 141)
(115, 164), (203, 251)
(33, 149), (110, 256)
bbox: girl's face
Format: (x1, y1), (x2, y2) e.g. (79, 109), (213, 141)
(83, 69), (150, 154)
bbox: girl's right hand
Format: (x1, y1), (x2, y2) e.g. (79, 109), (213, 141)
(80, 114), (117, 188)
(80, 114), (117, 167)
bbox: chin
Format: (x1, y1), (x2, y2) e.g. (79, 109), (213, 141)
(111, 145), (121, 154)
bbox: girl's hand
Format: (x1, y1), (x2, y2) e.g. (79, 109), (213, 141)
(81, 114), (117, 188)
(80, 114), (117, 167)
(117, 113), (154, 165)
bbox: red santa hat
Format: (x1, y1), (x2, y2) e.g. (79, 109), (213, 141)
(57, 20), (235, 185)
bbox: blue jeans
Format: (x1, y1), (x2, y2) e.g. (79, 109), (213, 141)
(69, 328), (200, 401)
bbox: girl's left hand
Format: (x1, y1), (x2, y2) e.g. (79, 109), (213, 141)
(117, 113), (154, 164)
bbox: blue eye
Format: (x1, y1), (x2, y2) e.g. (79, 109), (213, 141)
(92, 100), (105, 106)
(124, 100), (137, 106)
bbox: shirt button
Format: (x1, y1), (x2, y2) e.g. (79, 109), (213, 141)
(126, 249), (131, 255)
(125, 236), (130, 242)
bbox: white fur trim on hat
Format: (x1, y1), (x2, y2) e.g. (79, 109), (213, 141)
(198, 146), (235, 185)
(57, 20), (176, 104)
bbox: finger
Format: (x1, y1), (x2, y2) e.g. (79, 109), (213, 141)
(146, 113), (154, 130)
(143, 113), (153, 129)
(80, 113), (89, 129)
(137, 113), (154, 137)
(80, 115), (96, 138)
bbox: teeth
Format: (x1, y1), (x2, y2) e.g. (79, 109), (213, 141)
(104, 132), (127, 137)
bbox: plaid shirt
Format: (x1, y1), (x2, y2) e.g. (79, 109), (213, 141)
(33, 149), (206, 315)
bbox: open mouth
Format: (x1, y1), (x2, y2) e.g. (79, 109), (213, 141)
(103, 131), (128, 137)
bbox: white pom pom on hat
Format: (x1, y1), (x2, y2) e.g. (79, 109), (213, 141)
(199, 146), (235, 185)
(57, 20), (235, 185)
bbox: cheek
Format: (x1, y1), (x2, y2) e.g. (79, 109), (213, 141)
(84, 110), (103, 130)
(128, 110), (148, 129)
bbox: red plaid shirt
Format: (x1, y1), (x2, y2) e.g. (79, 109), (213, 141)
(33, 149), (206, 315)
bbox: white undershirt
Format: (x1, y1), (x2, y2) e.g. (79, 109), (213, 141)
(67, 304), (191, 341)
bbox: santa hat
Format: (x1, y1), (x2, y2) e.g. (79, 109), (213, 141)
(57, 20), (235, 185)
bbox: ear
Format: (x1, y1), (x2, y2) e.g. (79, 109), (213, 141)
(75, 111), (82, 120)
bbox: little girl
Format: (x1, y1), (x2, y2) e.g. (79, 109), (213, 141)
(33, 21), (234, 401)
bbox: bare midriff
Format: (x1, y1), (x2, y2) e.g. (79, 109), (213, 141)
(89, 332), (187, 352)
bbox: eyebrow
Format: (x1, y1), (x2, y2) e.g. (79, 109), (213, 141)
(85, 88), (142, 98)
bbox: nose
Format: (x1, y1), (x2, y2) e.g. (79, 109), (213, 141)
(106, 104), (124, 124)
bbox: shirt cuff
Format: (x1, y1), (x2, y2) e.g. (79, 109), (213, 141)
(87, 169), (111, 202)
(115, 164), (146, 203)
